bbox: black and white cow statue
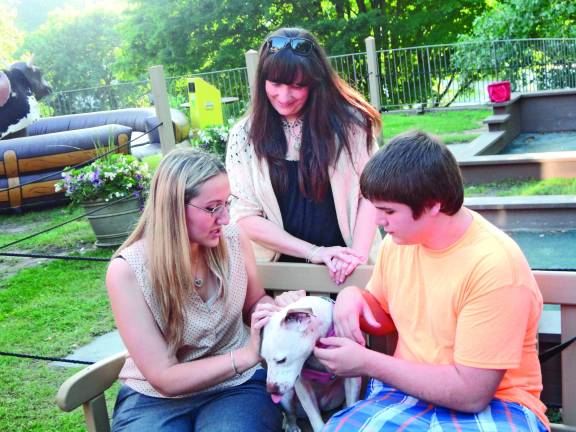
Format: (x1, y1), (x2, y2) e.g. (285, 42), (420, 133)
(0, 57), (52, 140)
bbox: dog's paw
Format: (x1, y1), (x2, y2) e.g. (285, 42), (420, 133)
(282, 415), (302, 432)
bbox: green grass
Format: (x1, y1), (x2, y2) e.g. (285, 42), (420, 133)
(142, 153), (162, 171)
(465, 177), (576, 197)
(0, 251), (117, 431)
(382, 109), (490, 143)
(0, 205), (95, 252)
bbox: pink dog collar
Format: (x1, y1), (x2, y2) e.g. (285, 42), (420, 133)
(301, 324), (336, 383)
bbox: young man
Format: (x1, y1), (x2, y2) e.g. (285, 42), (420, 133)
(314, 131), (549, 431)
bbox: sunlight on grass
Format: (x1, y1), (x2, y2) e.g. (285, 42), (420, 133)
(465, 178), (576, 197)
(0, 205), (95, 251)
(0, 254), (116, 431)
(382, 109), (490, 143)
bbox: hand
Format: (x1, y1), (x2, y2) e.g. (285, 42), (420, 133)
(333, 286), (380, 345)
(274, 289), (306, 307)
(309, 246), (365, 284)
(329, 255), (365, 285)
(245, 302), (279, 363)
(313, 336), (367, 377)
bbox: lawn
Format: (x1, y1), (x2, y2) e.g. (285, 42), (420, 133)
(382, 108), (490, 144)
(465, 177), (576, 197)
(0, 205), (117, 431)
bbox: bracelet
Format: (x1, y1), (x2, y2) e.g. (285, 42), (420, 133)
(306, 245), (324, 263)
(230, 351), (240, 376)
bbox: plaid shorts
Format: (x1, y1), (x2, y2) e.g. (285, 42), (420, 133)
(322, 379), (548, 432)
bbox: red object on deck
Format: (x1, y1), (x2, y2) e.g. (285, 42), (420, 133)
(487, 81), (511, 103)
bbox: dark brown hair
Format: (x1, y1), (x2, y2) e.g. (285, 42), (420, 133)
(360, 131), (463, 219)
(249, 27), (381, 201)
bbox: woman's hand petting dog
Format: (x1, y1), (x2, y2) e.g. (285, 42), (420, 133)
(274, 289), (306, 307)
(247, 303), (280, 362)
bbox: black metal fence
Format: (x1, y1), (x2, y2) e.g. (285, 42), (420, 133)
(40, 38), (576, 118)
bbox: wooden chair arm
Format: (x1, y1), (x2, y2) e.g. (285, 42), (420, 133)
(56, 350), (126, 412)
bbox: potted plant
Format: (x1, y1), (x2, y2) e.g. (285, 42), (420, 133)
(189, 121), (233, 160)
(55, 153), (151, 247)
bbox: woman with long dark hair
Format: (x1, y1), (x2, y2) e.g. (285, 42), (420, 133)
(227, 27), (382, 284)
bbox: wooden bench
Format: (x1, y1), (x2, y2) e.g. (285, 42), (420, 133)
(56, 263), (576, 432)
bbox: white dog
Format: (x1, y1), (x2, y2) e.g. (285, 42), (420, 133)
(260, 296), (361, 432)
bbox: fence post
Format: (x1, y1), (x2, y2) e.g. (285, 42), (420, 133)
(245, 49), (259, 100)
(365, 36), (382, 112)
(149, 65), (176, 155)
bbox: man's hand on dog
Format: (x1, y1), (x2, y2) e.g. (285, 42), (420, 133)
(333, 286), (380, 346)
(313, 337), (367, 377)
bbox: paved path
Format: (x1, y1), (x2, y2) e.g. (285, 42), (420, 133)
(53, 330), (124, 368)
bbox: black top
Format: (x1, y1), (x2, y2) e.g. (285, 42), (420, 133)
(274, 160), (346, 263)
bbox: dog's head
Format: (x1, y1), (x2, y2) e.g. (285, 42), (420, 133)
(260, 297), (332, 403)
(10, 56), (52, 100)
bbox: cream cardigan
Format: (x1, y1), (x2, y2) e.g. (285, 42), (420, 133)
(225, 117), (381, 263)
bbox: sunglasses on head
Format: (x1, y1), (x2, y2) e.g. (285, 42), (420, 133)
(266, 36), (315, 56)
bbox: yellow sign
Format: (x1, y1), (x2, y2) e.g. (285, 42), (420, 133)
(187, 78), (224, 129)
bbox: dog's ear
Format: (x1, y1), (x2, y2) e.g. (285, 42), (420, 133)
(282, 308), (315, 331)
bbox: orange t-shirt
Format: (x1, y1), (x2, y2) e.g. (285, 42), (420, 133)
(367, 210), (549, 428)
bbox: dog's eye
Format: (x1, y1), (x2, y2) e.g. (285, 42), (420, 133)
(276, 357), (286, 365)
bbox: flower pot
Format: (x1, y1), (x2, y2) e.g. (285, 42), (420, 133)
(487, 81), (511, 103)
(82, 197), (142, 247)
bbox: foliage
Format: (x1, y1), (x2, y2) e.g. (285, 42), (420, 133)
(0, 2), (24, 65)
(449, 0), (576, 101)
(19, 9), (123, 94)
(464, 0), (576, 40)
(189, 122), (233, 160)
(55, 153), (151, 204)
(115, 0), (488, 79)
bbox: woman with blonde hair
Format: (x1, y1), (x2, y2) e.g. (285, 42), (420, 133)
(227, 27), (382, 285)
(106, 148), (283, 431)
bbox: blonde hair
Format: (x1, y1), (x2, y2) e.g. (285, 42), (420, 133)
(116, 148), (228, 352)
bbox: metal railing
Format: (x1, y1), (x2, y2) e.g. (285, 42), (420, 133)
(40, 38), (576, 119)
(379, 38), (576, 110)
(329, 51), (369, 98)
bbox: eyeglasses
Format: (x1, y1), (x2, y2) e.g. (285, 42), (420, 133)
(266, 36), (315, 56)
(187, 195), (237, 217)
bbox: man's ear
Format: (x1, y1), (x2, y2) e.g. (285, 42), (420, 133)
(428, 202), (442, 216)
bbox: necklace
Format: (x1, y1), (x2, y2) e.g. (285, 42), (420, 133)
(282, 118), (303, 151)
(193, 258), (204, 288)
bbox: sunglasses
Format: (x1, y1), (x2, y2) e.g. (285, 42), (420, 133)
(266, 36), (315, 56)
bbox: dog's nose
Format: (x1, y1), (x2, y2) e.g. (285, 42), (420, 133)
(266, 382), (280, 394)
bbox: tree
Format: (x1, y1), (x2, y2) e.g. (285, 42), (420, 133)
(452, 0), (576, 98)
(19, 10), (122, 91)
(19, 9), (125, 113)
(0, 2), (24, 65)
(462, 0), (576, 40)
(115, 0), (487, 80)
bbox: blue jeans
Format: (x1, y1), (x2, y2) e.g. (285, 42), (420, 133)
(112, 369), (283, 432)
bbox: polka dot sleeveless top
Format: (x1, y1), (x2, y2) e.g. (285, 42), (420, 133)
(117, 224), (260, 398)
